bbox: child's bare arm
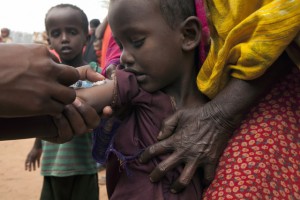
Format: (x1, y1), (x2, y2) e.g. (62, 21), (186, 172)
(75, 79), (116, 114)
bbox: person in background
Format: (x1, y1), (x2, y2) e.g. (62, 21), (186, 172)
(93, 16), (121, 78)
(0, 28), (13, 43)
(33, 31), (49, 46)
(24, 4), (99, 200)
(93, 19), (105, 66)
(83, 18), (101, 64)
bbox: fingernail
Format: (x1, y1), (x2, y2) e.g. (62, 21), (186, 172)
(157, 131), (162, 139)
(170, 189), (177, 194)
(149, 177), (154, 183)
(73, 98), (82, 107)
(138, 157), (143, 163)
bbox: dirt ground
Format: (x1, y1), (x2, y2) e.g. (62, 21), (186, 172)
(0, 139), (108, 200)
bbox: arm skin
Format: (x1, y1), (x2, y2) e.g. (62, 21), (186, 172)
(0, 44), (79, 117)
(75, 78), (115, 114)
(0, 65), (104, 142)
(139, 52), (293, 192)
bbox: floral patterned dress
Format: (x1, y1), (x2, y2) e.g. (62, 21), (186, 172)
(203, 68), (300, 199)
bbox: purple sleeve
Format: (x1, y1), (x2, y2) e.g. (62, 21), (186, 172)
(115, 69), (153, 107)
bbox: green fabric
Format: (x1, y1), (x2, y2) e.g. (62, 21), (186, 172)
(89, 61), (101, 73)
(41, 133), (97, 177)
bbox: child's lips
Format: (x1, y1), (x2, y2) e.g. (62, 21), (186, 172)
(136, 74), (147, 83)
(61, 46), (72, 54)
(124, 68), (146, 82)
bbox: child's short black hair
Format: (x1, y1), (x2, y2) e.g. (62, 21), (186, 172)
(90, 19), (101, 28)
(159, 0), (196, 29)
(45, 4), (89, 34)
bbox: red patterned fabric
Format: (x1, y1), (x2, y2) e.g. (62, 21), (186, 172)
(203, 67), (300, 199)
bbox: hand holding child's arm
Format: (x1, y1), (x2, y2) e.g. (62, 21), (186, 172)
(140, 52), (290, 193)
(0, 44), (79, 117)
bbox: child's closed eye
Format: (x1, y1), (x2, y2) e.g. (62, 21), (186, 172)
(131, 38), (145, 48)
(115, 39), (123, 50)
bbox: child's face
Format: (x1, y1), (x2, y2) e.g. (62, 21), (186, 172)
(1, 29), (9, 37)
(46, 7), (88, 62)
(108, 0), (186, 93)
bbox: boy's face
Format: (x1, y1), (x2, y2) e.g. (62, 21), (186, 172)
(1, 29), (9, 37)
(46, 7), (88, 62)
(109, 0), (186, 93)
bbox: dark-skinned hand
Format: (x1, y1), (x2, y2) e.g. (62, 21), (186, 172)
(25, 140), (42, 172)
(139, 102), (235, 193)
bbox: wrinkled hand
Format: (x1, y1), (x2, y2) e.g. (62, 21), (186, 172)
(25, 147), (42, 172)
(0, 44), (79, 117)
(139, 102), (235, 192)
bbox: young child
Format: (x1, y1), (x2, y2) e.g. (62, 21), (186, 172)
(25, 4), (99, 200)
(0, 28), (13, 43)
(76, 0), (206, 199)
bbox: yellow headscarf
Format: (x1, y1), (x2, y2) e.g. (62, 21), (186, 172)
(197, 0), (300, 99)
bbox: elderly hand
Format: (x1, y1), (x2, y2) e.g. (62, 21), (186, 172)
(139, 102), (235, 193)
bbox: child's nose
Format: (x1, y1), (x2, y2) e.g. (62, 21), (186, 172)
(61, 33), (69, 42)
(120, 49), (134, 68)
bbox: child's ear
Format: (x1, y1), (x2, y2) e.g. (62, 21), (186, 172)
(180, 16), (202, 51)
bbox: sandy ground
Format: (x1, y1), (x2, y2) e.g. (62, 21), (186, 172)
(0, 139), (108, 200)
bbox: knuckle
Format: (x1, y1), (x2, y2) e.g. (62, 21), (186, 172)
(149, 145), (157, 155)
(157, 162), (169, 173)
(178, 179), (189, 187)
(178, 174), (192, 186)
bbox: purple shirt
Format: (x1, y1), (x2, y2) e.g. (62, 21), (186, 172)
(104, 69), (202, 199)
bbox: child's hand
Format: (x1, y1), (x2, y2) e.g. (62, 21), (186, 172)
(25, 148), (42, 172)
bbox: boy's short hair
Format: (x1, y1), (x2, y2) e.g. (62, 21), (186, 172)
(159, 0), (196, 29)
(90, 19), (101, 28)
(45, 4), (89, 34)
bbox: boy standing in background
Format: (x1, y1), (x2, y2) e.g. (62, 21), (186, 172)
(25, 4), (99, 200)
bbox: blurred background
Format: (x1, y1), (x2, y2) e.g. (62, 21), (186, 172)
(0, 0), (109, 43)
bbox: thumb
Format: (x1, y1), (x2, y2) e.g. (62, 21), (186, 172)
(203, 163), (217, 187)
(157, 110), (182, 140)
(77, 65), (104, 82)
